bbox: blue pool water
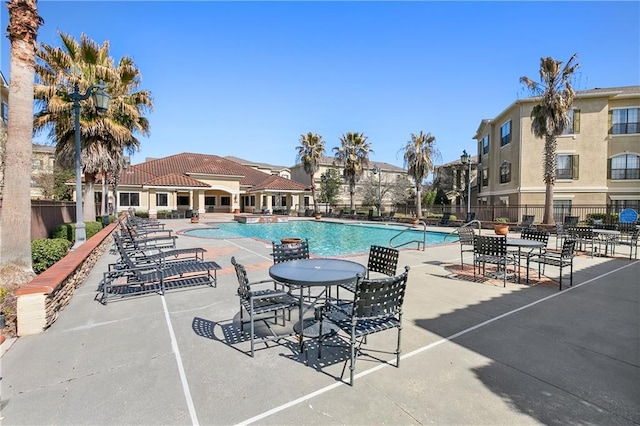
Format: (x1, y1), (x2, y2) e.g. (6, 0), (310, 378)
(183, 221), (454, 257)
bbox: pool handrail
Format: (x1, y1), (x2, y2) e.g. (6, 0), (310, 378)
(390, 220), (426, 251)
(444, 219), (482, 242)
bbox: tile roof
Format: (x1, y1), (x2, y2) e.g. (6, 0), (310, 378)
(248, 174), (309, 192)
(120, 152), (307, 192)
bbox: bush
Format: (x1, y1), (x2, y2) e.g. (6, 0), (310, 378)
(53, 221), (103, 242)
(31, 238), (72, 274)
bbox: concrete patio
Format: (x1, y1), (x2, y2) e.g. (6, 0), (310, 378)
(1, 215), (638, 425)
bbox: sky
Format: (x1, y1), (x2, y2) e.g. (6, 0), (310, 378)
(1, 1), (639, 169)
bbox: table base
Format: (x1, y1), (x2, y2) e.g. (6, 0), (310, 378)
(294, 318), (338, 339)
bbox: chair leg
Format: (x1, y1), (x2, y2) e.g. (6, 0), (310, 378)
(250, 303), (255, 357)
(558, 264), (563, 291)
(349, 329), (356, 386)
(396, 325), (402, 368)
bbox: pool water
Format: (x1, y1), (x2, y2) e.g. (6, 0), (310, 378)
(183, 221), (454, 257)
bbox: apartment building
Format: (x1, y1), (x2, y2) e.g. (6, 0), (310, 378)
(289, 155), (408, 212)
(473, 85), (640, 218)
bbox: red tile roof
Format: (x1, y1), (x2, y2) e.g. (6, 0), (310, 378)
(119, 152), (307, 192)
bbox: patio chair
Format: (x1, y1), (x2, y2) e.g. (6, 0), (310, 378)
(318, 266), (410, 386)
(518, 215), (535, 230)
(272, 239), (310, 264)
(616, 226), (639, 259)
(338, 245), (399, 295)
(473, 235), (519, 287)
(566, 226), (596, 257)
(457, 227), (477, 269)
(231, 257), (298, 357)
(111, 232), (206, 269)
(383, 211), (396, 222)
(272, 239), (310, 295)
(527, 239), (576, 290)
(555, 215), (579, 248)
(439, 212), (452, 226)
(465, 212), (476, 223)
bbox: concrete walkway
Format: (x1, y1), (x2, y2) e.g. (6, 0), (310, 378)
(1, 216), (638, 425)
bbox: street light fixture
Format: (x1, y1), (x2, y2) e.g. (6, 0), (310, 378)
(72, 81), (111, 249)
(460, 150), (472, 220)
(372, 165), (382, 216)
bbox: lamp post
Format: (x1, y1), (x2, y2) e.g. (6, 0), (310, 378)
(71, 81), (111, 249)
(372, 165), (382, 216)
(460, 150), (472, 219)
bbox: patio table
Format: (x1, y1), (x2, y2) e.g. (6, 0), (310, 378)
(507, 237), (546, 281)
(593, 229), (621, 256)
(269, 258), (366, 352)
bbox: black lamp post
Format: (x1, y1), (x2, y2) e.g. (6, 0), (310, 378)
(372, 165), (382, 216)
(460, 150), (471, 218)
(72, 81), (110, 249)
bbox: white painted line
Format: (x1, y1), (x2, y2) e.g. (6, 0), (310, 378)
(161, 295), (200, 426)
(224, 238), (273, 261)
(236, 260), (638, 425)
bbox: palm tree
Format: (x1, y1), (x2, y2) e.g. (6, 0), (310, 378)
(520, 54), (579, 225)
(295, 132), (325, 213)
(333, 132), (372, 213)
(401, 131), (439, 219)
(0, 0), (43, 279)
(34, 32), (152, 222)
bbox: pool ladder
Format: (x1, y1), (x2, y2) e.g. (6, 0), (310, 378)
(389, 220), (427, 251)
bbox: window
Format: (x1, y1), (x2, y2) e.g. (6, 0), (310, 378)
(156, 193), (168, 206)
(31, 159), (42, 170)
(500, 121), (511, 146)
(556, 154), (579, 180)
(482, 168), (489, 186)
(479, 135), (489, 164)
(500, 161), (511, 184)
(205, 196), (216, 206)
(177, 195), (189, 206)
(611, 200), (640, 211)
(562, 109), (580, 134)
(220, 196), (231, 206)
(611, 108), (639, 134)
(1, 102), (7, 126)
(119, 192), (140, 207)
(609, 154), (640, 180)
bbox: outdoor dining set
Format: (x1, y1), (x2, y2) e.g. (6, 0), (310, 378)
(457, 214), (639, 291)
(97, 212), (411, 386)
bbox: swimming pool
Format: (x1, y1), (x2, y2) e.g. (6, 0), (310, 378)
(183, 221), (455, 257)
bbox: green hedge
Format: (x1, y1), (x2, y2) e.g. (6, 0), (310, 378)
(53, 221), (103, 243)
(31, 238), (72, 274)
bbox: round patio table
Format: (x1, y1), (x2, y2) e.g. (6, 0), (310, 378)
(592, 229), (621, 256)
(269, 258), (367, 352)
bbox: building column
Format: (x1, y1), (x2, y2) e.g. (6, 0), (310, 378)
(148, 188), (157, 219)
(197, 190), (205, 214)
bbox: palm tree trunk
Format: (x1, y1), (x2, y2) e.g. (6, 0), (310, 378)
(542, 135), (557, 225)
(415, 184), (423, 218)
(310, 173), (318, 213)
(543, 183), (555, 225)
(0, 0), (41, 277)
(349, 185), (355, 213)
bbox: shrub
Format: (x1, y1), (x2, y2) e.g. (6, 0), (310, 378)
(31, 238), (72, 274)
(53, 221), (103, 242)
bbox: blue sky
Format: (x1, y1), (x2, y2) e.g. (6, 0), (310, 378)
(1, 1), (639, 169)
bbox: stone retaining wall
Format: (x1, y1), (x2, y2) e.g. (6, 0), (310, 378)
(15, 223), (117, 336)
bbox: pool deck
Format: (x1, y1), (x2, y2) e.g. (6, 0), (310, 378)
(1, 213), (638, 425)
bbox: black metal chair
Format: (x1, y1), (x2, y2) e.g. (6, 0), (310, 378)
(457, 227), (476, 269)
(616, 225), (639, 259)
(231, 257), (298, 357)
(566, 226), (595, 257)
(473, 235), (518, 287)
(272, 239), (310, 264)
(527, 239), (576, 290)
(519, 215), (535, 230)
(338, 245), (399, 294)
(319, 266), (410, 386)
